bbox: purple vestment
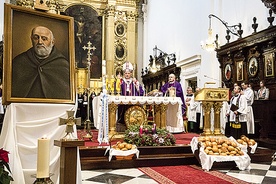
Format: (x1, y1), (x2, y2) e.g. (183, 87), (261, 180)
(161, 81), (186, 115)
(120, 79), (144, 96)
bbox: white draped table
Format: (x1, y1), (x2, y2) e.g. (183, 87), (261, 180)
(190, 137), (251, 171)
(93, 95), (184, 133)
(0, 103), (82, 184)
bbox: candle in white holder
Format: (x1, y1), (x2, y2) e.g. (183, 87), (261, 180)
(37, 137), (50, 178)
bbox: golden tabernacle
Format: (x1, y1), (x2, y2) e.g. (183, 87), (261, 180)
(194, 87), (229, 136)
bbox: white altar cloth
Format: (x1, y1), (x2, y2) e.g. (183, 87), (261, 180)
(190, 137), (251, 171)
(0, 103), (82, 184)
(93, 95), (184, 133)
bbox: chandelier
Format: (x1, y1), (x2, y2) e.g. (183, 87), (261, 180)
(201, 15), (219, 52)
(201, 14), (242, 52)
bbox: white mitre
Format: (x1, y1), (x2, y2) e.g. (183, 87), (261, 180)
(122, 61), (134, 72)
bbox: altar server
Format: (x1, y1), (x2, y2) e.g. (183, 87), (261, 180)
(241, 81), (255, 135)
(184, 86), (197, 132)
(227, 85), (247, 139)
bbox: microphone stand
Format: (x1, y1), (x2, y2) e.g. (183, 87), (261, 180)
(204, 75), (226, 88)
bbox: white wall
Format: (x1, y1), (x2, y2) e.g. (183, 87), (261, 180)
(142, 0), (270, 89)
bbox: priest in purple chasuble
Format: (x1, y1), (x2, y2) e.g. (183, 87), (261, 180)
(161, 73), (186, 115)
(117, 61), (144, 124)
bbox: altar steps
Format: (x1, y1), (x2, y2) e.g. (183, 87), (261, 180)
(80, 144), (198, 170)
(79, 144), (276, 170)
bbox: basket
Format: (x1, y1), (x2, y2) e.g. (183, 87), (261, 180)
(115, 154), (135, 160)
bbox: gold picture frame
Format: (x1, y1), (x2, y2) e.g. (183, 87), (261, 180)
(236, 61), (243, 81)
(3, 4), (75, 104)
(115, 21), (126, 37)
(224, 63), (232, 80)
(115, 43), (126, 60)
(264, 52), (274, 77)
(248, 56), (258, 77)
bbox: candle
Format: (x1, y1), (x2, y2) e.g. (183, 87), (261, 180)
(145, 128), (148, 134)
(152, 127), (155, 134)
(139, 125), (143, 134)
(102, 60), (106, 76)
(37, 137), (50, 178)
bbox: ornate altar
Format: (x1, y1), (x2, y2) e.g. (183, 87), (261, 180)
(194, 87), (229, 136)
(93, 95), (184, 135)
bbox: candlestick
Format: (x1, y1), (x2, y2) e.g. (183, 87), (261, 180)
(37, 137), (50, 178)
(116, 78), (121, 94)
(110, 75), (115, 95)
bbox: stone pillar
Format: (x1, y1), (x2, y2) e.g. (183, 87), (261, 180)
(126, 11), (137, 75)
(105, 5), (115, 78)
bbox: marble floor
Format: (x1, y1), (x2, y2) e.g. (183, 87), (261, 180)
(81, 160), (276, 184)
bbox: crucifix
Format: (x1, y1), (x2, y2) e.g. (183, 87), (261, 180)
(59, 111), (81, 140)
(81, 41), (97, 138)
(82, 41), (96, 62)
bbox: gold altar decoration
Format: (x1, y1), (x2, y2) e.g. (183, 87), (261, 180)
(76, 68), (88, 94)
(124, 106), (147, 128)
(195, 87), (229, 136)
(59, 111), (81, 140)
(104, 96), (181, 137)
(168, 87), (176, 97)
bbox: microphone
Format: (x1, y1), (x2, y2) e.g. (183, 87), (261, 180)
(204, 75), (226, 88)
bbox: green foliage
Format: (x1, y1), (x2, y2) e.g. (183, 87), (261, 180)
(124, 124), (176, 146)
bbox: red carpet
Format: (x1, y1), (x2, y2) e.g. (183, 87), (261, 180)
(77, 129), (199, 147)
(139, 165), (249, 184)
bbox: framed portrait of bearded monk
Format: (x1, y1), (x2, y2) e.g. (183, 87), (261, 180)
(3, 4), (76, 104)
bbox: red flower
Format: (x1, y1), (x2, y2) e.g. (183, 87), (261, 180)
(0, 148), (9, 163)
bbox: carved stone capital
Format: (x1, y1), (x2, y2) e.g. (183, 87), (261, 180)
(105, 5), (115, 17)
(126, 11), (138, 21)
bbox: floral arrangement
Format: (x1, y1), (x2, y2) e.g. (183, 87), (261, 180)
(0, 148), (13, 184)
(124, 124), (176, 146)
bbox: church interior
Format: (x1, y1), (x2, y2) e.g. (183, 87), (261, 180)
(0, 0), (276, 184)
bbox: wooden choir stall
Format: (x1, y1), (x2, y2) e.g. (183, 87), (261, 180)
(216, 13), (276, 148)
